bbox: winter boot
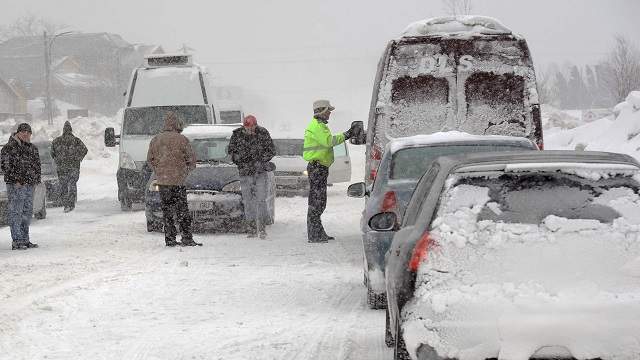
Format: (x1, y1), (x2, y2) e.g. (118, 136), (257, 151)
(11, 242), (27, 250)
(307, 237), (328, 243)
(26, 242), (39, 248)
(165, 239), (180, 247)
(259, 229), (267, 239)
(180, 238), (202, 247)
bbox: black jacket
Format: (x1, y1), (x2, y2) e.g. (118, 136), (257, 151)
(228, 126), (276, 176)
(1, 135), (41, 185)
(51, 122), (88, 173)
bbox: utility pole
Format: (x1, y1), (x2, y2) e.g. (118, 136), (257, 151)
(44, 31), (54, 125)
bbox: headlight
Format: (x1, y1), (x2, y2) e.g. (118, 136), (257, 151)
(222, 180), (241, 192)
(148, 180), (160, 192)
(303, 170), (308, 176)
(119, 152), (137, 170)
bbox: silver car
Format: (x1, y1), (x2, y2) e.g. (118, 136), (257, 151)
(347, 133), (537, 309)
(381, 150), (640, 360)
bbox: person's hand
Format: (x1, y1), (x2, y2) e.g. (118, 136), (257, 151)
(343, 128), (354, 140)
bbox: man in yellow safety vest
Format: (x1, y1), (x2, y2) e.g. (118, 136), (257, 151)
(303, 100), (357, 243)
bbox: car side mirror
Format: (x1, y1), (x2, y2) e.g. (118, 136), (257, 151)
(369, 212), (397, 231)
(104, 127), (119, 147)
(347, 182), (367, 198)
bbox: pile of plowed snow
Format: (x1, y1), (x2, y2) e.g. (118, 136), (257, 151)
(0, 111), (120, 161)
(546, 91), (640, 159)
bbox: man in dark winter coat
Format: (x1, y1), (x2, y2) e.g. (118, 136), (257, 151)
(1, 123), (41, 250)
(51, 121), (88, 212)
(147, 112), (200, 247)
(228, 115), (276, 238)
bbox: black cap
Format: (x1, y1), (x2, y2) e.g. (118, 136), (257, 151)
(16, 123), (32, 134)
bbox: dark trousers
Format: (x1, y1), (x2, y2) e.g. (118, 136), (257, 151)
(307, 161), (329, 241)
(58, 169), (80, 209)
(159, 185), (193, 242)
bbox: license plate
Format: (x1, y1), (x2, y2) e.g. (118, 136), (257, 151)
(188, 201), (214, 211)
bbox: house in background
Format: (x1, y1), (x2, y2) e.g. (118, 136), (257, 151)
(0, 33), (164, 116)
(0, 77), (29, 121)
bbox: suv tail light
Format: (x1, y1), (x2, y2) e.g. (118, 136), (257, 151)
(408, 232), (436, 272)
(371, 146), (382, 161)
(370, 169), (378, 181)
(537, 141), (544, 150)
(381, 191), (397, 212)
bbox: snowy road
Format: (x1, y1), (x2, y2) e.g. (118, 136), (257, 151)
(0, 158), (391, 360)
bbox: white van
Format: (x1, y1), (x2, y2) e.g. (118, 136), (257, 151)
(362, 16), (544, 185)
(105, 53), (217, 209)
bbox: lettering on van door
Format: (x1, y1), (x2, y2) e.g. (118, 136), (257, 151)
(417, 55), (475, 74)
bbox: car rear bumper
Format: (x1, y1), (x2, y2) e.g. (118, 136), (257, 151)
(145, 190), (244, 224)
(363, 230), (395, 293)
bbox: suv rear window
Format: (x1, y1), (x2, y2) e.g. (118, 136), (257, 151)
(390, 144), (531, 180)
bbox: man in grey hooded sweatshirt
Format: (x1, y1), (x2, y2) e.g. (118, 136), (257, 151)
(51, 121), (88, 212)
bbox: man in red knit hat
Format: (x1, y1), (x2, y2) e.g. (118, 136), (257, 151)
(228, 115), (276, 238)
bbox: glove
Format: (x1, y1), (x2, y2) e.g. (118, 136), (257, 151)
(344, 128), (354, 140)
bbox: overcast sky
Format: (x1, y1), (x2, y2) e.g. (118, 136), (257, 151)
(1, 0), (638, 130)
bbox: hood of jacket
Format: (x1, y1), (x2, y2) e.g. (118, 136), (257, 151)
(63, 121), (73, 135)
(163, 114), (183, 132)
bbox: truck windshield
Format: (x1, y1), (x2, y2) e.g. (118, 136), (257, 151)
(123, 106), (209, 136)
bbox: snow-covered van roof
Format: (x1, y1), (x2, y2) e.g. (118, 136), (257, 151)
(182, 124), (237, 140)
(401, 15), (513, 38)
(387, 131), (535, 154)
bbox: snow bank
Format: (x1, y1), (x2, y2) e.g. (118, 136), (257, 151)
(0, 112), (120, 161)
(403, 173), (640, 360)
(402, 16), (512, 38)
(545, 92), (640, 158)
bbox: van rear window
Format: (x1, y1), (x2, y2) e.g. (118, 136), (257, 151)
(461, 72), (526, 137)
(388, 75), (449, 137)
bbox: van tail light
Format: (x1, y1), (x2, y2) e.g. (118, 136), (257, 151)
(408, 232), (436, 272)
(537, 141), (544, 150)
(381, 191), (397, 212)
(370, 169), (378, 181)
(371, 146), (382, 161)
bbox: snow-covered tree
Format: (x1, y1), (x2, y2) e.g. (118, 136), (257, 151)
(598, 35), (640, 103)
(0, 14), (66, 42)
(442, 0), (473, 16)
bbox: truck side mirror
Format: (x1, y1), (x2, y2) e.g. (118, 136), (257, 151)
(104, 127), (119, 147)
(349, 120), (366, 145)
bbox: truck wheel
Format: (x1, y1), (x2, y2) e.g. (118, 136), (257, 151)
(120, 194), (133, 211)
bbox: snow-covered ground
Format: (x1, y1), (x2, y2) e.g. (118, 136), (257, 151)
(0, 119), (390, 359)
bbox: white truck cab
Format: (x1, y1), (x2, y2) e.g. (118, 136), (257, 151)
(105, 53), (217, 210)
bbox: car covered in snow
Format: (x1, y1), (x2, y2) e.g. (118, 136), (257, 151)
(271, 138), (351, 196)
(144, 125), (275, 232)
(362, 16), (544, 187)
(347, 132), (536, 309)
(380, 150), (640, 360)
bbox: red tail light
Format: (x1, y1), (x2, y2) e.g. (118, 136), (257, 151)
(537, 141), (544, 150)
(370, 169), (378, 180)
(408, 232), (435, 272)
(371, 146), (382, 161)
(381, 191), (397, 212)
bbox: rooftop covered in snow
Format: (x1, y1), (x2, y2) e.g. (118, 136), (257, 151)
(401, 15), (514, 38)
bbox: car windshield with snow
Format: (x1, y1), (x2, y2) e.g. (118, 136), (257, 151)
(364, 16), (543, 186)
(382, 150), (640, 360)
(144, 125), (275, 232)
(347, 132), (536, 310)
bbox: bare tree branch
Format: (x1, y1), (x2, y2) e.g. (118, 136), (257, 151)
(598, 35), (640, 103)
(0, 13), (67, 42)
(442, 0), (473, 16)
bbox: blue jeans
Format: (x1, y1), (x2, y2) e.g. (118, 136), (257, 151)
(6, 183), (34, 245)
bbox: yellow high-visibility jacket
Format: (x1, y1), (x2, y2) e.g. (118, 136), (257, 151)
(303, 118), (345, 167)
